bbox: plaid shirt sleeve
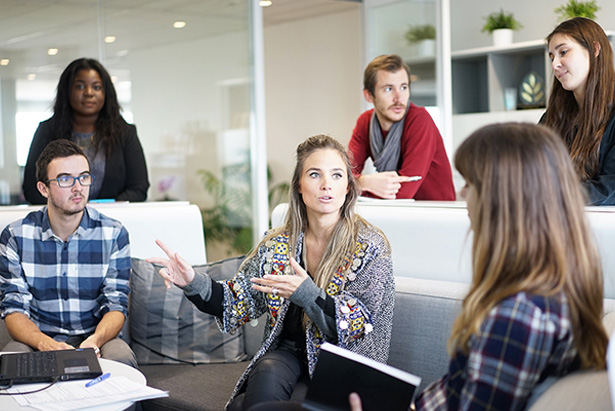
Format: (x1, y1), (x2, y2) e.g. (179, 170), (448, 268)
(416, 293), (570, 411)
(96, 225), (130, 317)
(0, 226), (32, 317)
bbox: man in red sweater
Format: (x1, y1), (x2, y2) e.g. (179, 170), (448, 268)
(348, 54), (455, 200)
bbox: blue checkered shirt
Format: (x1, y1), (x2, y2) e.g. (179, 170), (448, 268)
(415, 292), (579, 410)
(0, 206), (130, 341)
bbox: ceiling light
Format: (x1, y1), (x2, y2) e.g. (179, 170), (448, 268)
(173, 21), (186, 29)
(0, 59), (9, 66)
(259, 0), (272, 6)
(27, 73), (36, 80)
(104, 36), (116, 44)
(111, 76), (118, 83)
(48, 48), (59, 56)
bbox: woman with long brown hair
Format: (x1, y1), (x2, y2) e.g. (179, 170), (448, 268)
(414, 123), (607, 410)
(148, 134), (394, 410)
(542, 17), (615, 205)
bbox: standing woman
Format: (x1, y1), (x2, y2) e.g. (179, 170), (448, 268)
(542, 17), (615, 205)
(148, 134), (394, 410)
(22, 58), (149, 204)
(414, 123), (608, 410)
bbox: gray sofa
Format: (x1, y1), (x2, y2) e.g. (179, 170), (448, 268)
(0, 267), (612, 410)
(1, 200), (614, 410)
(132, 275), (614, 410)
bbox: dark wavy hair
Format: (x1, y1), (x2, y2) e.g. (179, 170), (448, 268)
(50, 58), (127, 156)
(544, 17), (615, 180)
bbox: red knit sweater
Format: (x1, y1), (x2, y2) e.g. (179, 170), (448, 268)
(348, 103), (455, 200)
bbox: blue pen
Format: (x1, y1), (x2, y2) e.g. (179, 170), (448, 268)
(85, 372), (110, 387)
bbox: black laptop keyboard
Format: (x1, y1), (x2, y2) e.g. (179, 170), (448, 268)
(14, 351), (57, 378)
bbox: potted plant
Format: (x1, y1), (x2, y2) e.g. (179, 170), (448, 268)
(481, 9), (523, 47)
(198, 163), (289, 258)
(555, 0), (600, 21)
(405, 24), (436, 56)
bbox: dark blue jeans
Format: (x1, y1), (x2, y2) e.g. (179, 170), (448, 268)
(229, 348), (309, 411)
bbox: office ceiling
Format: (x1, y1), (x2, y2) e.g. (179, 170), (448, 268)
(0, 0), (359, 82)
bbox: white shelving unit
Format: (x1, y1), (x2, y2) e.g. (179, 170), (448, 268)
(450, 32), (614, 148)
(451, 32), (615, 116)
(406, 54), (437, 107)
(451, 39), (550, 114)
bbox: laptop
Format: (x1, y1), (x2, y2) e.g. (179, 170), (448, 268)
(303, 343), (421, 411)
(0, 348), (102, 386)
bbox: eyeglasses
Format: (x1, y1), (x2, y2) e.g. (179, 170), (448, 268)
(46, 174), (94, 188)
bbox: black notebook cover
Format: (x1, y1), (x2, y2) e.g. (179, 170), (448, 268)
(303, 343), (421, 411)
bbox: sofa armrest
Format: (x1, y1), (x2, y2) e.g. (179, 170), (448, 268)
(528, 370), (612, 411)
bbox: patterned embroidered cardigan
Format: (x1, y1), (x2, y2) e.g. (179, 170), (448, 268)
(218, 224), (395, 407)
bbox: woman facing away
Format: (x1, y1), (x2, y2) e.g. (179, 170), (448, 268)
(541, 17), (615, 205)
(22, 57), (149, 204)
(412, 123), (608, 410)
(148, 134), (395, 410)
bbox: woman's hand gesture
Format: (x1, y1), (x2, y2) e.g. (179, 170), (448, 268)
(250, 257), (308, 298)
(146, 239), (195, 288)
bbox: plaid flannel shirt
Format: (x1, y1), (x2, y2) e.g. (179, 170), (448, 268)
(415, 291), (578, 411)
(0, 206), (130, 341)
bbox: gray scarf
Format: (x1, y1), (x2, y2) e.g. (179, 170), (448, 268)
(369, 101), (410, 172)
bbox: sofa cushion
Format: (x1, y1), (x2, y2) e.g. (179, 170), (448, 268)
(140, 362), (250, 411)
(528, 370), (611, 410)
(389, 277), (467, 393)
(130, 256), (247, 365)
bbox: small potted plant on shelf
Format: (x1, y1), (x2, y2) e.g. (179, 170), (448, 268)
(481, 9), (523, 47)
(555, 0), (600, 21)
(405, 24), (436, 56)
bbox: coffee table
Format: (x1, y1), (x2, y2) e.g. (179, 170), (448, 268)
(0, 358), (147, 410)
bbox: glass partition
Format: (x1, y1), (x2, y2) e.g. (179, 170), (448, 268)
(364, 0), (438, 108)
(0, 0), (259, 260)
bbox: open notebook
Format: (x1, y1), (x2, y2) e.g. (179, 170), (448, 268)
(303, 343), (421, 411)
(0, 348), (102, 386)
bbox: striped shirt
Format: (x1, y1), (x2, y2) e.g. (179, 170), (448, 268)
(415, 291), (579, 410)
(0, 206), (130, 341)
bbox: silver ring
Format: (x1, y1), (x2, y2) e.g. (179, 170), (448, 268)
(271, 287), (278, 296)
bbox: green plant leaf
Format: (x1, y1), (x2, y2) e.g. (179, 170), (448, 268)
(482, 8), (523, 33)
(555, 0), (599, 21)
(405, 24), (436, 44)
(198, 163), (291, 256)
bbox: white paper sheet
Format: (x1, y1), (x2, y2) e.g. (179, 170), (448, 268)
(9, 376), (168, 410)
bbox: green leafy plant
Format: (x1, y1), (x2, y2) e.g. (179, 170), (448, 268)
(198, 163), (290, 255)
(405, 24), (436, 45)
(555, 0), (600, 21)
(481, 9), (523, 33)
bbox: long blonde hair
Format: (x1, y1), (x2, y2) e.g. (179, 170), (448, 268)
(256, 134), (370, 289)
(452, 123), (607, 369)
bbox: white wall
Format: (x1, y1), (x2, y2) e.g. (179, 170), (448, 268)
(103, 1), (615, 205)
(264, 1), (615, 191)
(264, 8), (363, 187)
(451, 0), (615, 50)
(129, 30), (251, 207)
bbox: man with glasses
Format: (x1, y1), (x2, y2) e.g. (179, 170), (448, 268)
(0, 140), (136, 367)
